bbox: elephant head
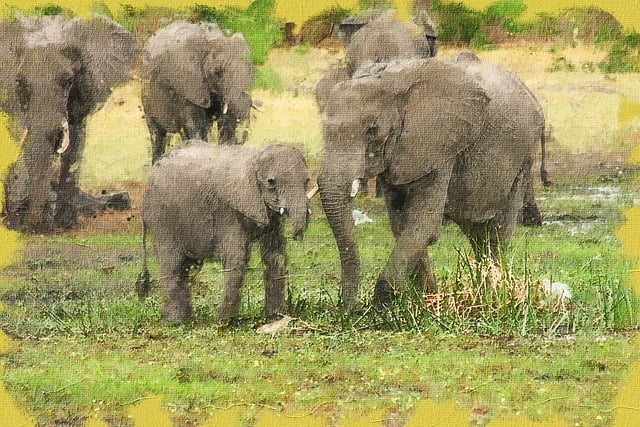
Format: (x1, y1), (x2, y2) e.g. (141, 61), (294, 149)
(254, 145), (312, 241)
(0, 15), (135, 232)
(143, 22), (253, 146)
(317, 58), (489, 307)
(344, 9), (438, 73)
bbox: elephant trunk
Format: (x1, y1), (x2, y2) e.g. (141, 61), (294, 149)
(317, 165), (361, 309)
(289, 196), (310, 242)
(4, 119), (69, 232)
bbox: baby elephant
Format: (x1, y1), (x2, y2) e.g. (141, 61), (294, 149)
(136, 140), (313, 324)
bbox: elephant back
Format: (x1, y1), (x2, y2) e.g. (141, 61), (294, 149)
(151, 141), (269, 226)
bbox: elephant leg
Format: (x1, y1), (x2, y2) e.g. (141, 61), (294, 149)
(217, 229), (251, 322)
(148, 119), (168, 164)
(521, 166), (542, 226)
(217, 113), (237, 145)
(155, 243), (195, 324)
(183, 110), (210, 142)
(374, 174), (448, 304)
(259, 220), (288, 319)
(461, 170), (526, 260)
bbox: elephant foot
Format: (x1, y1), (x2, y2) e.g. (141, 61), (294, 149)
(373, 274), (396, 307)
(162, 300), (193, 325)
(135, 269), (151, 301)
(521, 204), (542, 227)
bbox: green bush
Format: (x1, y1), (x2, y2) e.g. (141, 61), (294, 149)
(431, 0), (484, 44)
(484, 0), (528, 35)
(188, 0), (283, 65)
(599, 33), (640, 73)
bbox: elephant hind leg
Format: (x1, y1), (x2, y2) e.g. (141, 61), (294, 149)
(460, 171), (526, 261)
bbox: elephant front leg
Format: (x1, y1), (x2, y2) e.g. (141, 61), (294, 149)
(259, 221), (288, 319)
(374, 235), (433, 305)
(374, 176), (448, 305)
(217, 233), (251, 322)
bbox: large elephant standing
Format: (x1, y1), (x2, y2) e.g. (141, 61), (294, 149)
(0, 15), (135, 232)
(137, 140), (312, 324)
(141, 22), (253, 163)
(316, 57), (546, 308)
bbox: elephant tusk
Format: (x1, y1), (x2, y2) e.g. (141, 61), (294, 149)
(350, 179), (360, 198)
(56, 121), (70, 154)
(222, 102), (229, 115)
(279, 207), (285, 215)
(251, 102), (264, 112)
(19, 128), (29, 144)
(306, 184), (319, 200)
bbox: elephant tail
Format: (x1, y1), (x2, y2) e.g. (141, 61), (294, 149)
(540, 120), (552, 187)
(135, 219), (151, 301)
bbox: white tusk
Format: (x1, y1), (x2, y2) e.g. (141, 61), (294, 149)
(222, 102), (229, 114)
(56, 121), (70, 154)
(279, 207), (285, 215)
(308, 208), (312, 215)
(306, 184), (319, 200)
(19, 128), (29, 144)
(350, 179), (360, 198)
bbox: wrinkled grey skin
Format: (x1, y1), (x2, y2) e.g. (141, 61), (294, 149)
(142, 22), (253, 163)
(316, 57), (545, 308)
(452, 51), (551, 226)
(0, 15), (135, 232)
(137, 140), (310, 324)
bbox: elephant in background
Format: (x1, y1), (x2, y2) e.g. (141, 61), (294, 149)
(0, 14), (135, 232)
(141, 22), (253, 163)
(137, 140), (313, 324)
(316, 9), (438, 113)
(316, 57), (546, 308)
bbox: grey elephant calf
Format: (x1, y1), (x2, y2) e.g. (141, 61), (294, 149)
(136, 140), (312, 324)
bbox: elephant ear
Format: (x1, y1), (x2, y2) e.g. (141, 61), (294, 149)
(381, 58), (490, 185)
(0, 20), (24, 116)
(149, 48), (211, 108)
(64, 16), (135, 108)
(204, 146), (269, 226)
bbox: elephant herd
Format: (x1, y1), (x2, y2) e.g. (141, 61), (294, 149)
(0, 11), (550, 323)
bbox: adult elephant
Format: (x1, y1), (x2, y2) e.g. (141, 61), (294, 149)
(141, 22), (253, 163)
(0, 14), (135, 232)
(316, 57), (546, 308)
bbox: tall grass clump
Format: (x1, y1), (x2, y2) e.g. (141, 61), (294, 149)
(372, 250), (637, 336)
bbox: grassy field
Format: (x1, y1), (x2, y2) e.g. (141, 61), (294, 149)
(2, 44), (640, 426)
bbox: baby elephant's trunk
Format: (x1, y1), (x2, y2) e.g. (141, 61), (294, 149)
(135, 219), (151, 300)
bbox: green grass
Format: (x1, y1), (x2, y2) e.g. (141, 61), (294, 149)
(1, 180), (638, 425)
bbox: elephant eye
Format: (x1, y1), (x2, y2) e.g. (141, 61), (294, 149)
(267, 176), (276, 189)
